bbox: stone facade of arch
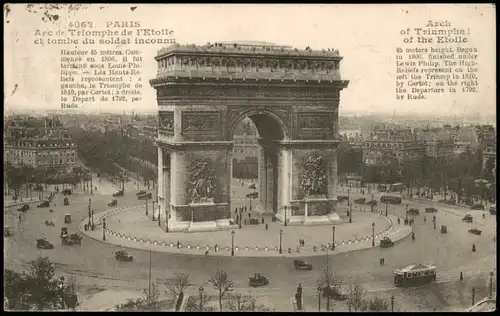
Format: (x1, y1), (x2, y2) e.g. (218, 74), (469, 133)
(150, 42), (349, 231)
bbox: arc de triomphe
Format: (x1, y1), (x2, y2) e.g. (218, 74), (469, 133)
(150, 42), (349, 232)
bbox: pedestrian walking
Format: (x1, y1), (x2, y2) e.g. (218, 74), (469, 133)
(397, 218), (400, 225)
(380, 258), (383, 266)
(177, 241), (180, 248)
(382, 258), (385, 266)
(248, 213), (251, 220)
(482, 213), (485, 219)
(472, 244), (476, 252)
(265, 223), (268, 230)
(18, 214), (21, 221)
(262, 217), (264, 224)
(215, 244), (219, 252)
(460, 272), (463, 281)
(205, 250), (209, 256)
(424, 216), (426, 223)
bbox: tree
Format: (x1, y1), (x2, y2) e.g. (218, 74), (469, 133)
(316, 268), (343, 311)
(368, 296), (390, 311)
(346, 283), (367, 312)
(163, 273), (192, 300)
(208, 269), (235, 311)
(4, 255), (69, 311)
(115, 283), (161, 311)
(225, 293), (274, 312)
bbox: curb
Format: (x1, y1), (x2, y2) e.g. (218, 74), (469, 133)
(80, 207), (408, 258)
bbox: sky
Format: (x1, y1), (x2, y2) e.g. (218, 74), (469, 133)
(3, 3), (496, 117)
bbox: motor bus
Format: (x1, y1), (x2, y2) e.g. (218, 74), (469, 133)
(394, 264), (437, 287)
(380, 195), (402, 205)
(389, 183), (404, 192)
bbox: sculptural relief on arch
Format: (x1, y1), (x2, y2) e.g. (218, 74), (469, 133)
(151, 41), (349, 232)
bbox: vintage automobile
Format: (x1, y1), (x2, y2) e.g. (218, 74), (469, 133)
(138, 192), (152, 200)
(18, 204), (30, 213)
(425, 207), (438, 213)
(468, 228), (482, 235)
(354, 198), (366, 205)
(64, 197), (70, 206)
(108, 199), (118, 207)
(441, 225), (448, 234)
(37, 201), (50, 208)
(112, 190), (124, 197)
(462, 214), (474, 223)
(136, 190), (147, 196)
(36, 238), (54, 249)
(45, 220), (55, 226)
(322, 286), (348, 301)
(249, 273), (270, 287)
(64, 214), (72, 224)
(293, 259), (313, 271)
(62, 233), (82, 245)
(337, 196), (348, 203)
(4, 226), (12, 237)
(470, 204), (485, 210)
(490, 205), (497, 215)
(366, 200), (378, 206)
(408, 208), (420, 215)
(116, 250), (133, 261)
(33, 184), (44, 191)
(380, 237), (395, 248)
(62, 189), (72, 195)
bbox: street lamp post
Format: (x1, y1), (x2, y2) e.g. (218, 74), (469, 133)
(317, 287), (322, 312)
(347, 187), (350, 207)
(103, 218), (106, 241)
(231, 230), (235, 256)
(279, 229), (283, 254)
(349, 204), (352, 223)
(239, 207), (242, 229)
(152, 200), (156, 221)
(91, 210), (94, 230)
(489, 271), (494, 299)
(385, 201), (388, 217)
(284, 205), (288, 226)
(166, 209), (169, 233)
(199, 286), (204, 311)
(60, 276), (66, 309)
(405, 204), (409, 221)
(391, 295), (394, 312)
(372, 222), (375, 247)
(371, 193), (374, 212)
(145, 200), (148, 216)
(158, 205), (161, 226)
(331, 226), (336, 250)
(88, 199), (91, 226)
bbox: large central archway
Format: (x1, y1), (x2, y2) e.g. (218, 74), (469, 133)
(151, 42), (349, 231)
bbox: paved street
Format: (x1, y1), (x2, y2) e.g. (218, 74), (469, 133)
(4, 174), (496, 311)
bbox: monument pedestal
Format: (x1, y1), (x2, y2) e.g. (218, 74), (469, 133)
(168, 201), (235, 232)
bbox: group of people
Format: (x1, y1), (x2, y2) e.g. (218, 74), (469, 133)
(403, 218), (414, 226)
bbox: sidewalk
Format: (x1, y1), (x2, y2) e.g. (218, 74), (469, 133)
(81, 206), (411, 258)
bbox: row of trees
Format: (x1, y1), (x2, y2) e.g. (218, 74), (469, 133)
(4, 162), (88, 198)
(68, 128), (157, 181)
(4, 256), (78, 311)
(114, 269), (272, 312)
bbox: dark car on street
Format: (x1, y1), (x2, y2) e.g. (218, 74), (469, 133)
(116, 250), (133, 261)
(249, 273), (270, 287)
(468, 228), (482, 235)
(112, 190), (124, 197)
(36, 238), (54, 249)
(37, 201), (50, 208)
(136, 190), (147, 196)
(425, 207), (438, 213)
(462, 214), (473, 223)
(293, 259), (313, 271)
(108, 199), (118, 207)
(4, 226), (12, 237)
(408, 208), (420, 215)
(138, 192), (152, 200)
(64, 197), (70, 205)
(18, 204), (30, 212)
(366, 200), (378, 206)
(62, 189), (72, 196)
(380, 237), (394, 248)
(322, 286), (348, 301)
